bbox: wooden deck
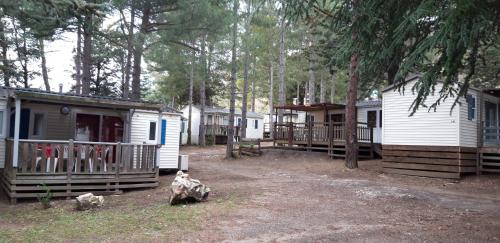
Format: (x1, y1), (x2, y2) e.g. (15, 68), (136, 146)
(272, 121), (377, 159)
(1, 139), (159, 203)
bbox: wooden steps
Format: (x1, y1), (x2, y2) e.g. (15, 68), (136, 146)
(479, 147), (500, 173)
(328, 143), (374, 159)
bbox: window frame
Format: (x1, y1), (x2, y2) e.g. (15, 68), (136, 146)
(29, 111), (47, 139)
(148, 121), (157, 141)
(467, 94), (476, 121)
(254, 119), (258, 129)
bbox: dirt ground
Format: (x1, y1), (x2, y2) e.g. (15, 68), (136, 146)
(1, 145), (500, 242)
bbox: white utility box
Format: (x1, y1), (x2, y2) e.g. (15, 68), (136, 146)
(178, 155), (189, 171)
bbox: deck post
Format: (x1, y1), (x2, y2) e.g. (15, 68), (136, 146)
(12, 98), (21, 168)
(288, 122), (293, 147)
(115, 142), (121, 192)
(273, 122), (276, 147)
(477, 91), (484, 175)
(328, 119), (333, 157)
(307, 119), (312, 151)
(67, 139), (74, 199)
(156, 110), (162, 169)
(369, 127), (374, 158)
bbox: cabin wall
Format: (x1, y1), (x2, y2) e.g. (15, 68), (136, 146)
(181, 106), (200, 145)
(382, 81), (460, 146)
(158, 113), (181, 169)
(381, 79), (477, 179)
(20, 102), (127, 141)
(21, 102), (73, 140)
(244, 118), (264, 139)
(458, 89), (481, 148)
(130, 110), (160, 145)
(0, 99), (7, 168)
(357, 106), (382, 144)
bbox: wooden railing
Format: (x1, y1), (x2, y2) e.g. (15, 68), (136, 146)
(5, 139), (157, 174)
(273, 121), (373, 145)
(483, 126), (500, 146)
(205, 125), (240, 137)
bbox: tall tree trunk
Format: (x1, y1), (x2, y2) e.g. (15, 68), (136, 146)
(330, 71), (336, 103)
(39, 39), (50, 91)
(308, 57), (315, 104)
(0, 19), (10, 87)
(75, 23), (82, 94)
(81, 13), (93, 95)
(268, 62), (274, 138)
(12, 19), (29, 88)
(320, 70), (325, 103)
(226, 0), (239, 158)
(198, 32), (207, 146)
(241, 0), (252, 139)
(345, 0), (360, 169)
(131, 2), (150, 100)
(207, 42), (214, 105)
(296, 82), (300, 103)
(387, 62), (399, 85)
(123, 6), (135, 98)
(277, 10), (286, 123)
(304, 80), (308, 104)
(187, 41), (195, 145)
(19, 29), (28, 88)
(251, 60), (256, 112)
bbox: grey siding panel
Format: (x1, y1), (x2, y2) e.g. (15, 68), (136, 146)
(0, 99), (6, 168)
(459, 90), (480, 148)
(382, 80), (459, 146)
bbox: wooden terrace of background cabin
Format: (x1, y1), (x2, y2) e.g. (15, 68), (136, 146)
(271, 103), (377, 159)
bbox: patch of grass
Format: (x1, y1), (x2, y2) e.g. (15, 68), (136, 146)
(0, 193), (240, 242)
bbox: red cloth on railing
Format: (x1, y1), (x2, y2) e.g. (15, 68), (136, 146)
(37, 144), (52, 157)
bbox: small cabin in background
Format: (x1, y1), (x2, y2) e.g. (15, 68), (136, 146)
(180, 105), (264, 145)
(0, 87), (182, 203)
(382, 75), (500, 179)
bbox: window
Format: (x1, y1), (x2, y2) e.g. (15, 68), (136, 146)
(0, 110), (4, 136)
(305, 115), (315, 123)
(207, 114), (213, 125)
(467, 94), (476, 121)
(33, 113), (43, 136)
(330, 114), (344, 123)
(149, 121), (157, 141)
(254, 120), (258, 129)
(237, 118), (241, 127)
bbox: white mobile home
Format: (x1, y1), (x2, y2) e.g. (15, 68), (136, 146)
(0, 87), (182, 203)
(131, 110), (182, 170)
(382, 75), (500, 179)
(181, 105), (264, 145)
